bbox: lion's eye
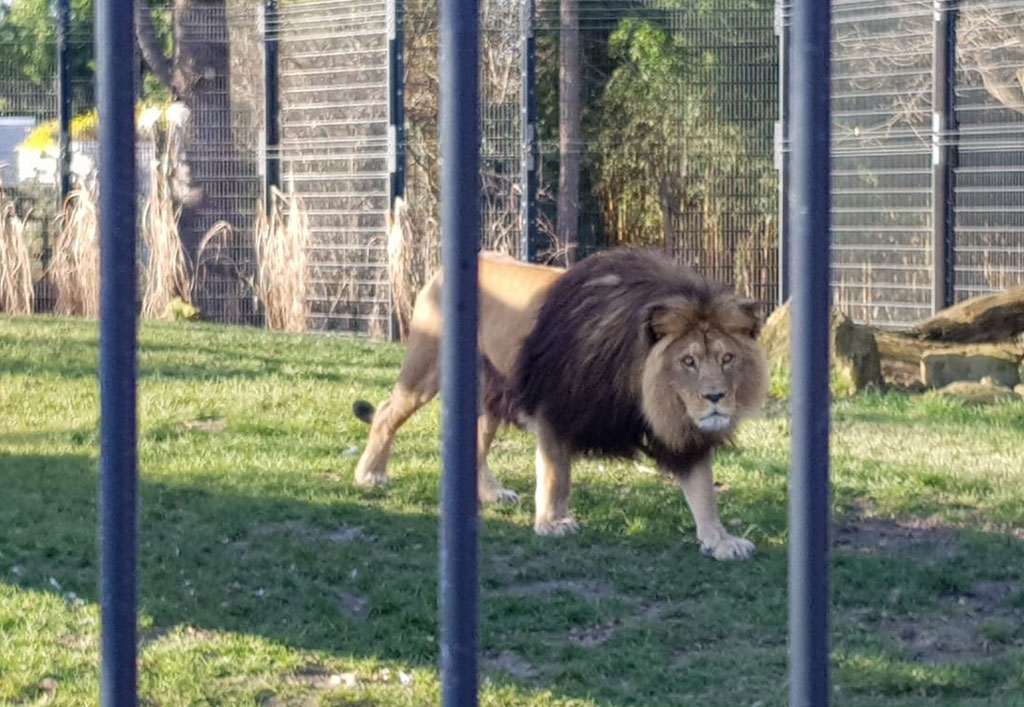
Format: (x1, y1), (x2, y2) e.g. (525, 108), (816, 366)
(681, 355), (696, 368)
(722, 353), (735, 365)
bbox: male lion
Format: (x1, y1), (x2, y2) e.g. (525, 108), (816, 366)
(352, 248), (767, 561)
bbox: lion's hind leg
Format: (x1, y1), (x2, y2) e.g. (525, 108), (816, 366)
(477, 411), (519, 504)
(353, 334), (440, 487)
(532, 417), (578, 536)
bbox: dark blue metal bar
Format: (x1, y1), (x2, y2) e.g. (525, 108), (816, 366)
(438, 0), (480, 703)
(56, 0), (72, 204)
(519, 0), (537, 263)
(387, 0), (406, 342)
(388, 0), (406, 203)
(932, 0), (958, 312)
(263, 0), (281, 206)
(787, 0), (831, 704)
(95, 1), (138, 706)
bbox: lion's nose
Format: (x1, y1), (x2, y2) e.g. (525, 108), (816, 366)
(703, 391), (725, 403)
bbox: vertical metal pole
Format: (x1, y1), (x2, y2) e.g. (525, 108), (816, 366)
(388, 0), (406, 203)
(56, 0), (73, 204)
(263, 0), (281, 208)
(787, 0), (831, 704)
(95, 1), (138, 706)
(387, 0), (406, 341)
(439, 0), (480, 703)
(775, 0), (790, 304)
(932, 0), (957, 312)
(519, 0), (537, 263)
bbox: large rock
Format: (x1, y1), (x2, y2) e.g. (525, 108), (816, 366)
(920, 345), (1021, 389)
(914, 287), (1024, 343)
(930, 380), (1021, 406)
(761, 299), (883, 396)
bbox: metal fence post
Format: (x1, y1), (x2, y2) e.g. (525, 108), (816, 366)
(95, 0), (139, 705)
(787, 0), (831, 704)
(775, 0), (790, 305)
(388, 0), (406, 204)
(439, 0), (480, 703)
(519, 0), (537, 263)
(387, 0), (406, 341)
(56, 0), (72, 204)
(932, 0), (958, 312)
(263, 0), (281, 208)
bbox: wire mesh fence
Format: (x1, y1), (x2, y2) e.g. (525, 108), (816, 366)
(829, 0), (935, 327)
(9, 1), (1022, 335)
(278, 0), (391, 335)
(953, 0), (1024, 302)
(816, 0), (1024, 328)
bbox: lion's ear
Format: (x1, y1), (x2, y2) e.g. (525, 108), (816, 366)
(709, 295), (762, 340)
(646, 298), (698, 344)
(736, 298), (763, 339)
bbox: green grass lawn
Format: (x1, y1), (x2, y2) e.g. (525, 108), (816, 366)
(2, 315), (1023, 706)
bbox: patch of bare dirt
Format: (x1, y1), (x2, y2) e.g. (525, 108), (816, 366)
(490, 579), (616, 601)
(563, 601), (677, 649)
(833, 514), (960, 559)
(182, 416), (226, 434)
(335, 591), (370, 622)
(568, 619), (617, 647)
(232, 521), (366, 550)
(849, 579), (1024, 664)
(482, 651), (540, 680)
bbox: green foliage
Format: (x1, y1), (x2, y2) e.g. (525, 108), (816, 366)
(589, 18), (749, 247)
(0, 0), (95, 112)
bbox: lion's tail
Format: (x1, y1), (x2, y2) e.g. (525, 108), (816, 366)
(352, 400), (375, 424)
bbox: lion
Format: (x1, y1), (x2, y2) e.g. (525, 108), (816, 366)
(352, 248), (767, 561)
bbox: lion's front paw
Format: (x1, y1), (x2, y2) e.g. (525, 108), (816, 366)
(492, 487), (521, 504)
(534, 516), (580, 537)
(479, 483), (521, 505)
(354, 471), (389, 487)
(699, 533), (756, 561)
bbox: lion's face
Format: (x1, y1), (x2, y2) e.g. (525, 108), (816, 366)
(640, 296), (768, 449)
(660, 330), (746, 432)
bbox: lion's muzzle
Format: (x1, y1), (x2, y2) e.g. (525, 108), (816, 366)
(696, 410), (731, 432)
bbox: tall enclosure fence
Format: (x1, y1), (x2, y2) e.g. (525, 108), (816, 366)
(814, 0), (1024, 329)
(0, 0), (781, 336)
(14, 1), (1024, 335)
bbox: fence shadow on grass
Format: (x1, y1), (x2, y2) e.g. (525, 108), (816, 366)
(2, 448), (1023, 705)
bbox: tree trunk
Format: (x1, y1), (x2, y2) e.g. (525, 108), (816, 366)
(557, 0), (581, 265)
(136, 0), (253, 322)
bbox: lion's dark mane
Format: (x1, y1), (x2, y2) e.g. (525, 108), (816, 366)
(503, 249), (728, 466)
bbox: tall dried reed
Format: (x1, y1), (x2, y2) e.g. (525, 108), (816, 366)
(140, 158), (191, 319)
(138, 101), (195, 319)
(387, 196), (421, 341)
(254, 182), (311, 332)
(0, 183), (34, 315)
(50, 179), (100, 317)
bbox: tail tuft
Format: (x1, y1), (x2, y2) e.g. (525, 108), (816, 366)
(352, 400), (375, 424)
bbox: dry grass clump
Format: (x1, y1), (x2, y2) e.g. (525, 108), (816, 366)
(139, 102), (194, 319)
(253, 182), (311, 332)
(139, 151), (191, 320)
(0, 182), (34, 315)
(49, 179), (100, 317)
(387, 196), (420, 341)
